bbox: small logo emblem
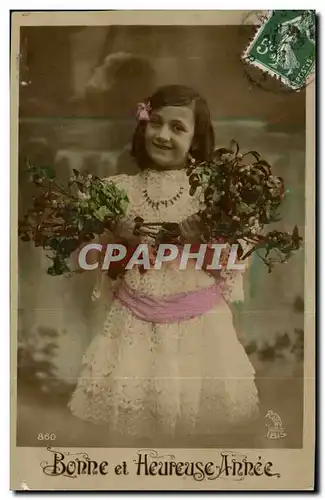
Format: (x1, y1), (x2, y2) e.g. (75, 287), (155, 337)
(265, 409), (287, 440)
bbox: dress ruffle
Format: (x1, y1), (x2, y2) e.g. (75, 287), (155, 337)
(69, 297), (259, 437)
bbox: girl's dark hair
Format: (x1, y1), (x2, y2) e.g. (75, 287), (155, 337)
(131, 85), (215, 169)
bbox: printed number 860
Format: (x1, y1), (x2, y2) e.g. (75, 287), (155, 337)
(37, 433), (56, 441)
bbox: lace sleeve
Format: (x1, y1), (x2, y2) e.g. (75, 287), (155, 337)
(102, 173), (135, 196)
(219, 268), (246, 303)
(91, 173), (136, 301)
(88, 233), (122, 337)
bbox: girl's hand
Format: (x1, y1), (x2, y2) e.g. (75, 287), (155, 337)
(109, 216), (142, 245)
(178, 214), (204, 243)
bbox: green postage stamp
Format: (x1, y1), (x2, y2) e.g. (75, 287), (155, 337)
(242, 10), (316, 90)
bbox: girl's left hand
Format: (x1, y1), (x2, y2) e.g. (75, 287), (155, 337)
(109, 216), (143, 245)
(178, 214), (204, 243)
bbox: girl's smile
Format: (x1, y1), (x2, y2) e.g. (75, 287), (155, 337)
(145, 105), (195, 169)
(151, 142), (173, 151)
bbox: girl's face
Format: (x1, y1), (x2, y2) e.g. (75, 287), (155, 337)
(144, 105), (195, 169)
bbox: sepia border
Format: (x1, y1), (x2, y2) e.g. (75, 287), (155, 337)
(10, 10), (316, 490)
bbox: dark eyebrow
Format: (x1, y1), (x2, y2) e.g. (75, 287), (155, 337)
(150, 113), (188, 129)
(150, 112), (162, 119)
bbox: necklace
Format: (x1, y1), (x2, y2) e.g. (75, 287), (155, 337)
(142, 168), (187, 209)
(143, 185), (185, 209)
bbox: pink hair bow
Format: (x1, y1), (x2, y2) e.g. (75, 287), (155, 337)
(136, 101), (151, 121)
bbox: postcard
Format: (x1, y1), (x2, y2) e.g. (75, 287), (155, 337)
(11, 10), (316, 490)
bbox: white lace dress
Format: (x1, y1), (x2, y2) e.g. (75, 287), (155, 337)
(68, 168), (259, 438)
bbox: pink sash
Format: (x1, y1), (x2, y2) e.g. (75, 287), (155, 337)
(114, 281), (222, 324)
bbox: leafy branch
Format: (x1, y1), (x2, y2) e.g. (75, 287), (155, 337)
(19, 141), (303, 276)
(136, 141), (303, 273)
(18, 162), (129, 276)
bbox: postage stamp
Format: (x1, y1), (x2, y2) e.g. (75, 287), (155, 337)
(242, 10), (316, 90)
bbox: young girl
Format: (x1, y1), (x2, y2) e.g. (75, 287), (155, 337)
(68, 85), (259, 441)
